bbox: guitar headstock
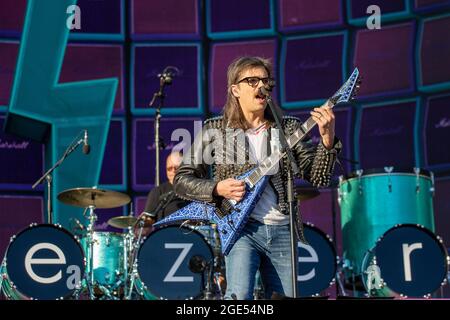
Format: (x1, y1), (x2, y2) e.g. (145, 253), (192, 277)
(329, 68), (361, 106)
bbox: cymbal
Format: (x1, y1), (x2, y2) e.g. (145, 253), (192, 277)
(108, 215), (154, 229)
(295, 187), (320, 201)
(108, 216), (138, 229)
(58, 188), (131, 209)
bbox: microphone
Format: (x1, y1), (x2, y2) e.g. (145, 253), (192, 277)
(189, 255), (207, 273)
(82, 130), (90, 155)
(71, 218), (85, 231)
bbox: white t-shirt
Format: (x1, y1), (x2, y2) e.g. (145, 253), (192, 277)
(246, 125), (289, 225)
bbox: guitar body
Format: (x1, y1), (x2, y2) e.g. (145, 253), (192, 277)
(154, 68), (360, 256)
(153, 169), (269, 255)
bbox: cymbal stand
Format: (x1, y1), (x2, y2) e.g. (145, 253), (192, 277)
(0, 256), (7, 298)
(125, 219), (145, 300)
(83, 205), (97, 299)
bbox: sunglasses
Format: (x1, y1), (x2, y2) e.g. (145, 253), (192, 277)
(236, 76), (275, 88)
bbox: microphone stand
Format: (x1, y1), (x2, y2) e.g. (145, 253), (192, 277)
(32, 131), (85, 224)
(262, 88), (300, 298)
(149, 70), (174, 187)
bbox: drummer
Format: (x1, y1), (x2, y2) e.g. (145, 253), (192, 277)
(138, 151), (189, 236)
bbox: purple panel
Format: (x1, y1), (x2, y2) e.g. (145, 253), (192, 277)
(0, 195), (43, 260)
(424, 94), (450, 168)
(60, 44), (124, 111)
(0, 0), (26, 36)
(420, 15), (450, 87)
(358, 101), (417, 169)
(349, 0), (406, 19)
(133, 117), (201, 191)
(70, 0), (122, 35)
(99, 119), (125, 186)
(434, 178), (450, 247)
(353, 22), (415, 99)
(300, 189), (342, 256)
(131, 0), (199, 37)
(0, 41), (19, 106)
(279, 0), (343, 32)
(210, 0), (271, 33)
(133, 45), (199, 109)
(289, 107), (353, 177)
(209, 39), (277, 113)
(284, 33), (344, 103)
(0, 116), (44, 189)
(93, 207), (128, 232)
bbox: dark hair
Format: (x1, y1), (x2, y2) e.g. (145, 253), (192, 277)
(222, 56), (276, 130)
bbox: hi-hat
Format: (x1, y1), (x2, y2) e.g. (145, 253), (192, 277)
(58, 188), (131, 209)
(295, 187), (320, 201)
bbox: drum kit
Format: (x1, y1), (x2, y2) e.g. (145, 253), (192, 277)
(1, 167), (449, 300)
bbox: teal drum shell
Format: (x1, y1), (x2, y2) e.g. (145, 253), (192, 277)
(338, 168), (435, 277)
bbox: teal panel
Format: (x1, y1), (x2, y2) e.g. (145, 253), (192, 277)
(5, 0), (118, 229)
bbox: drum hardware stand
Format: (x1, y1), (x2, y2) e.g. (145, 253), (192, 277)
(149, 66), (179, 187)
(32, 130), (86, 224)
(0, 256), (7, 298)
(261, 87), (301, 298)
(121, 225), (137, 299)
(356, 169), (364, 195)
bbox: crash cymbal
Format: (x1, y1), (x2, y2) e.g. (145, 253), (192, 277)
(108, 216), (138, 229)
(295, 187), (320, 201)
(58, 187), (131, 209)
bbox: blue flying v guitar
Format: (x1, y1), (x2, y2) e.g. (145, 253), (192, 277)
(154, 68), (361, 255)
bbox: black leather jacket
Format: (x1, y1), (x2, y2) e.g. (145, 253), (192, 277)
(173, 115), (342, 243)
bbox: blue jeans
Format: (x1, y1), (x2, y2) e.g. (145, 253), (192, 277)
(224, 219), (293, 300)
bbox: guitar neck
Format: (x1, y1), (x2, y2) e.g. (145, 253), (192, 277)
(245, 100), (332, 188)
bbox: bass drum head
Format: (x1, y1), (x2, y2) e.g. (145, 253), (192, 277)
(137, 225), (213, 300)
(3, 224), (85, 300)
(297, 223), (337, 297)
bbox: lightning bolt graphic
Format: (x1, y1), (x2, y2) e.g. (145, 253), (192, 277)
(5, 0), (118, 228)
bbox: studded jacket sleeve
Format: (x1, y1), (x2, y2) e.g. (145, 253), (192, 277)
(172, 122), (219, 204)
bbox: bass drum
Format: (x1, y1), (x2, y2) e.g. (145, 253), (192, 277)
(1, 224), (85, 300)
(135, 225), (214, 300)
(339, 168), (435, 280)
(361, 224), (449, 298)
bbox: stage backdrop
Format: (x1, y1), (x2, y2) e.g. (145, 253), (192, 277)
(1, 0), (450, 297)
